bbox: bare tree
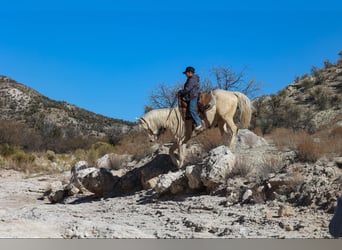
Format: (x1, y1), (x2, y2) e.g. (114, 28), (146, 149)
(209, 66), (262, 98)
(147, 66), (262, 109)
(148, 83), (182, 109)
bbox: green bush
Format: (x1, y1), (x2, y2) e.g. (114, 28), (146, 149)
(46, 150), (56, 161)
(0, 144), (22, 157)
(11, 151), (35, 164)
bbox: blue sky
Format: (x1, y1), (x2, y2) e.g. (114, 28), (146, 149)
(1, 0), (342, 122)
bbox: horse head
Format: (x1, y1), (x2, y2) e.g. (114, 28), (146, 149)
(136, 117), (165, 142)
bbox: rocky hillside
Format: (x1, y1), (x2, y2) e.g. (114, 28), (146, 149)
(252, 54), (342, 133)
(0, 76), (135, 150)
(1, 130), (340, 238)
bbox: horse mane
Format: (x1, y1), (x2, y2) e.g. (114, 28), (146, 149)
(143, 108), (185, 137)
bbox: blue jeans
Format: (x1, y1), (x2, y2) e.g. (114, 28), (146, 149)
(189, 96), (202, 127)
(329, 196), (342, 237)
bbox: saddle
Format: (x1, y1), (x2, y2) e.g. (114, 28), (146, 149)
(178, 92), (213, 127)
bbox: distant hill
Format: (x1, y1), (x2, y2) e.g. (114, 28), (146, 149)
(251, 52), (342, 134)
(0, 76), (135, 151)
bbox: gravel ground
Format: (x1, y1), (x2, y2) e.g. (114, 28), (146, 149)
(0, 169), (334, 238)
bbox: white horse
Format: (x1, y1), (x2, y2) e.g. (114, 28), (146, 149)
(137, 89), (252, 167)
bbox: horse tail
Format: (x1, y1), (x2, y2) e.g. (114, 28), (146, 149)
(233, 92), (252, 128)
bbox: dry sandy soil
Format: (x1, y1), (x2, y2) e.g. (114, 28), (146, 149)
(0, 168), (334, 238)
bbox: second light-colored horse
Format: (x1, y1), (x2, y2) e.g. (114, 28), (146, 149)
(137, 89), (252, 167)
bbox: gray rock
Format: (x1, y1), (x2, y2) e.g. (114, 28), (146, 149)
(334, 157), (342, 169)
(185, 165), (203, 190)
(81, 168), (120, 197)
(47, 181), (66, 203)
(96, 153), (133, 170)
(155, 171), (185, 194)
(235, 129), (268, 148)
(201, 146), (236, 191)
(70, 161), (97, 193)
(242, 189), (253, 202)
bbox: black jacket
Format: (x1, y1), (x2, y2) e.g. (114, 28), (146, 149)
(179, 74), (200, 101)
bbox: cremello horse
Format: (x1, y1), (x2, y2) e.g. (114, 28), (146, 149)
(137, 89), (252, 167)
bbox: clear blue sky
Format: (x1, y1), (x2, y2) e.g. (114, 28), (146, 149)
(1, 0), (341, 122)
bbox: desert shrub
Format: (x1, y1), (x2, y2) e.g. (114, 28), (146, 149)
(231, 156), (254, 178)
(269, 128), (307, 150)
(46, 150), (56, 161)
(0, 121), (42, 151)
(108, 154), (127, 170)
(330, 126), (342, 138)
(11, 151), (35, 164)
(323, 60), (334, 68)
(115, 131), (155, 161)
(252, 127), (263, 137)
(195, 128), (228, 152)
(270, 128), (324, 162)
(90, 141), (115, 157)
(0, 144), (20, 157)
(255, 155), (285, 182)
(301, 77), (316, 90)
(309, 87), (331, 110)
(296, 137), (323, 163)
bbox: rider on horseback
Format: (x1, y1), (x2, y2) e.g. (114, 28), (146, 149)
(178, 66), (204, 132)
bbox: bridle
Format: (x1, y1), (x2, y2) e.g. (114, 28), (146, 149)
(140, 117), (165, 138)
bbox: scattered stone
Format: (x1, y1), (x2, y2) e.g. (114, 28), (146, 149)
(242, 189), (253, 203)
(285, 225), (294, 231)
(278, 204), (295, 217)
(47, 181), (66, 203)
(143, 176), (159, 189)
(334, 157), (342, 169)
(185, 165), (203, 190)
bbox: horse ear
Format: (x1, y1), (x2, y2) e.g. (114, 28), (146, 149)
(136, 118), (144, 125)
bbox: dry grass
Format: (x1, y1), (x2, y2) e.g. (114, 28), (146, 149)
(256, 154), (285, 181)
(269, 126), (341, 162)
(195, 128), (229, 152)
(296, 138), (324, 163)
(114, 131), (155, 161)
(231, 155), (254, 178)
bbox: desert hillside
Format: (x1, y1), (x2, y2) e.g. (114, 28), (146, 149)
(0, 75), (135, 152)
(0, 53), (341, 238)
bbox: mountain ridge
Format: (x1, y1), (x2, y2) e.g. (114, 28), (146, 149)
(0, 75), (135, 151)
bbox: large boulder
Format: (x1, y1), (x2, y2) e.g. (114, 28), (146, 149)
(155, 170), (187, 195)
(96, 153), (133, 170)
(235, 129), (268, 148)
(69, 161), (97, 193)
(200, 145), (236, 191)
(81, 168), (120, 197)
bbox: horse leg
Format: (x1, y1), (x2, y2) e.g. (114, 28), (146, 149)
(178, 143), (186, 168)
(224, 118), (237, 148)
(169, 142), (180, 167)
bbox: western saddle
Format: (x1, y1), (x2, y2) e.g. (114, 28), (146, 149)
(178, 92), (213, 129)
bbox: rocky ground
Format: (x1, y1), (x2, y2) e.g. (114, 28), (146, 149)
(0, 130), (341, 238)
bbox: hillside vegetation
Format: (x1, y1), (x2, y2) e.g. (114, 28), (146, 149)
(0, 76), (135, 153)
(0, 52), (341, 175)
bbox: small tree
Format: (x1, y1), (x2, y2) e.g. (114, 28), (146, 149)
(148, 83), (182, 109)
(338, 50), (342, 65)
(209, 66), (262, 98)
(147, 66), (261, 109)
